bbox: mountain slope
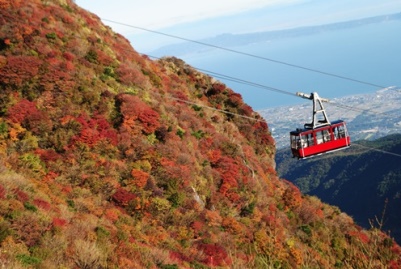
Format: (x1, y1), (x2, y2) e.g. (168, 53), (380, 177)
(0, 0), (400, 268)
(276, 134), (401, 244)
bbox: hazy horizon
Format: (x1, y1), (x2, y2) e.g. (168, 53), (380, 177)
(76, 0), (401, 52)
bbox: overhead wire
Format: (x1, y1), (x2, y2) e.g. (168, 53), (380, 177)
(351, 143), (401, 158)
(146, 54), (393, 117)
(102, 18), (399, 92)
(100, 19), (399, 115)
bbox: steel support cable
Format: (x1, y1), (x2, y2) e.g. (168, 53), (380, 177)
(326, 101), (391, 116)
(351, 143), (401, 158)
(167, 95), (266, 122)
(147, 54), (393, 117)
(102, 18), (399, 92)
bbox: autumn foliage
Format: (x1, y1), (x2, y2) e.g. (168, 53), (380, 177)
(0, 0), (399, 268)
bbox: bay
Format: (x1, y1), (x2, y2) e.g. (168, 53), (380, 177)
(181, 20), (401, 110)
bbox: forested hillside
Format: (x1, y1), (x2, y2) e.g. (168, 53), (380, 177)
(277, 134), (401, 245)
(0, 0), (400, 268)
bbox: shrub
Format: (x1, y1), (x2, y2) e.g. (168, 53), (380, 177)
(45, 32), (57, 40)
(16, 254), (41, 266)
(24, 202), (37, 212)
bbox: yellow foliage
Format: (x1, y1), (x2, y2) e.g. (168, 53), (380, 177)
(8, 122), (26, 141)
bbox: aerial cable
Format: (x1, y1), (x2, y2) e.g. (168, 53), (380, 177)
(351, 143), (401, 158)
(146, 54), (393, 117)
(167, 95), (266, 122)
(102, 18), (397, 91)
(193, 68), (297, 98)
(326, 101), (390, 116)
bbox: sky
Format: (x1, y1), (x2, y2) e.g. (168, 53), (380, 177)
(75, 0), (401, 52)
(75, 0), (294, 32)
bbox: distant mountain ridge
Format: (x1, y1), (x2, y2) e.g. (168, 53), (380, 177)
(151, 12), (401, 56)
(276, 134), (401, 244)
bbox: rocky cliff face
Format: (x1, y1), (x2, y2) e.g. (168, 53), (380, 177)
(0, 1), (400, 268)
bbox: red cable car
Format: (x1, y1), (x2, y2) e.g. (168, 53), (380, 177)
(290, 92), (351, 159)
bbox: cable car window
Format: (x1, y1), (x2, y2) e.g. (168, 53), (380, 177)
(307, 133), (314, 146)
(316, 131), (323, 144)
(333, 127), (339, 139)
(323, 129), (331, 142)
(291, 135), (298, 149)
(338, 125), (346, 138)
(300, 135), (307, 148)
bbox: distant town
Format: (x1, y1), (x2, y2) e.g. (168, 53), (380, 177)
(259, 87), (401, 149)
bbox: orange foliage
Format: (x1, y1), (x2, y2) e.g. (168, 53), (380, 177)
(282, 182), (302, 210)
(104, 208), (120, 223)
(222, 216), (243, 234)
(130, 169), (149, 188)
(204, 210), (222, 227)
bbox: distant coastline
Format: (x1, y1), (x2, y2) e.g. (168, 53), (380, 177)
(150, 12), (401, 57)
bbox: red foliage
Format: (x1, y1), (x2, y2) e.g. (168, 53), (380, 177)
(63, 52), (75, 61)
(35, 149), (60, 163)
(207, 83), (226, 96)
(138, 107), (160, 134)
(240, 104), (254, 117)
(112, 188), (137, 206)
(40, 66), (74, 92)
(170, 251), (191, 263)
(23, 107), (53, 134)
(160, 157), (191, 186)
(214, 156), (239, 196)
(389, 260), (401, 269)
(116, 94), (160, 134)
(191, 221), (204, 235)
(43, 171), (58, 183)
(70, 113), (118, 147)
(207, 150), (222, 165)
(0, 185), (6, 199)
(348, 230), (370, 244)
(172, 90), (188, 102)
(96, 49), (114, 66)
(0, 55), (42, 86)
(33, 198), (51, 211)
(227, 92), (243, 107)
(52, 217), (68, 228)
(282, 182), (302, 210)
(252, 120), (274, 146)
(0, 0), (10, 9)
(14, 188), (29, 203)
(262, 214), (278, 227)
(391, 243), (401, 256)
(116, 63), (147, 87)
(7, 99), (38, 123)
(198, 243), (231, 267)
